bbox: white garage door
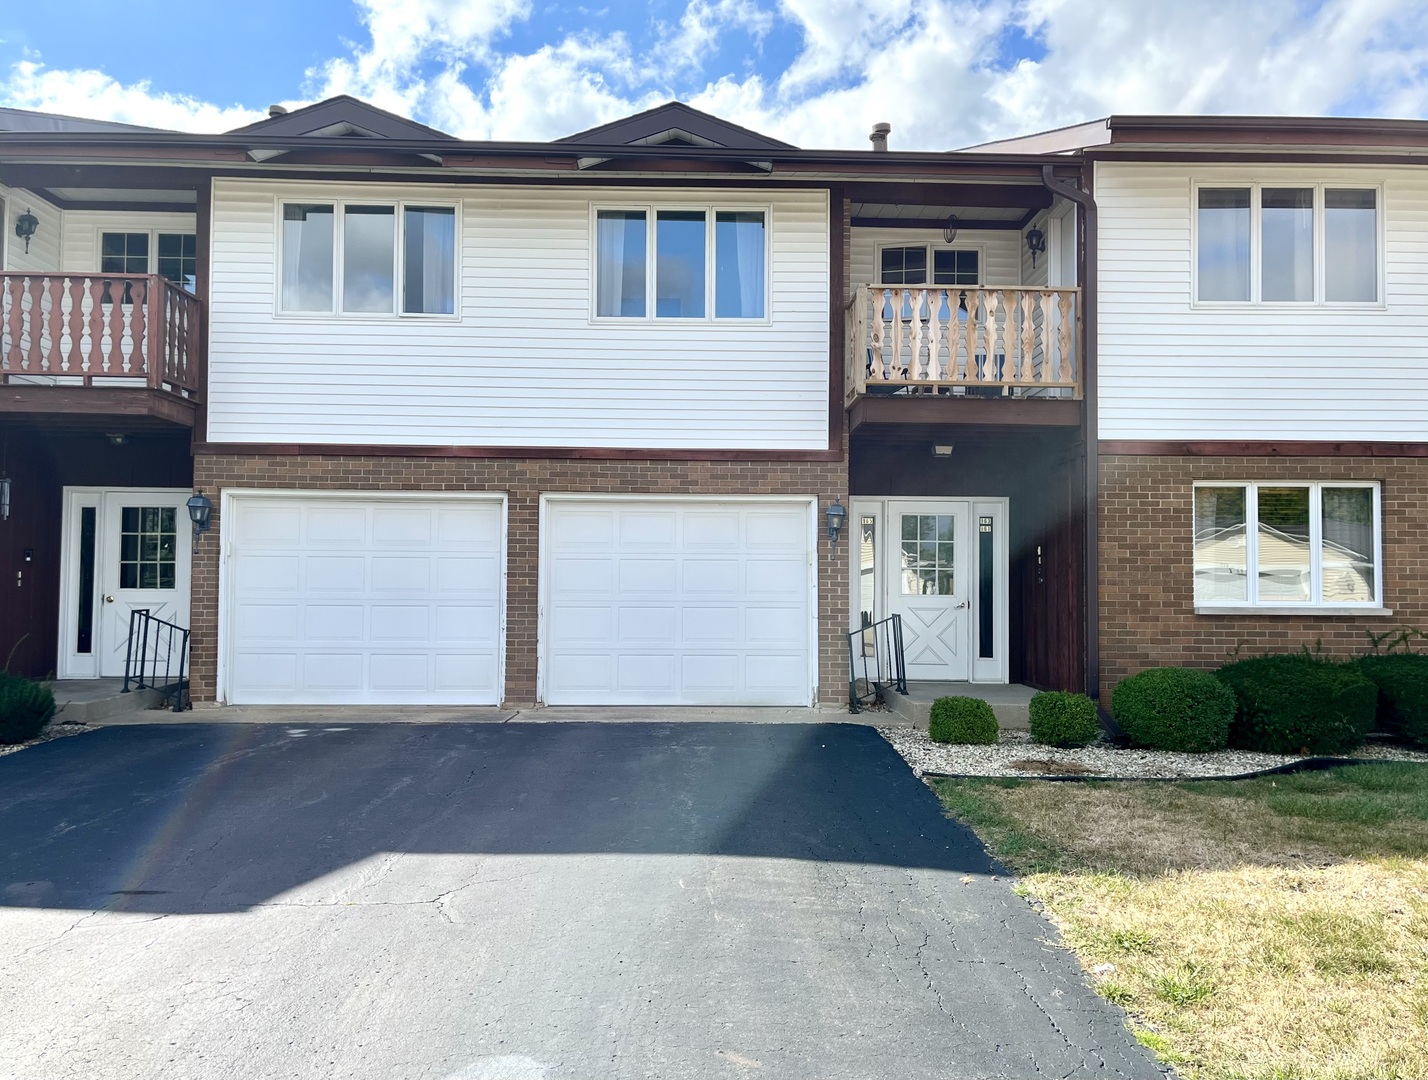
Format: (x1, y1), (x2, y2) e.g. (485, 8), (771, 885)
(223, 494), (504, 705)
(542, 497), (815, 706)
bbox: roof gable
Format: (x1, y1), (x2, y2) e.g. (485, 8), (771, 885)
(228, 95), (454, 140)
(557, 102), (795, 150)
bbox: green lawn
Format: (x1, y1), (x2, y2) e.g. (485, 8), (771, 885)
(932, 764), (1428, 1080)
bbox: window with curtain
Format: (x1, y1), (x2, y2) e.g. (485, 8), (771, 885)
(342, 205), (396, 313)
(1192, 482), (1379, 607)
(595, 206), (768, 320)
(403, 206), (456, 314)
(1261, 188), (1314, 302)
(281, 203), (335, 312)
(1325, 189), (1378, 302)
(1197, 188), (1251, 301)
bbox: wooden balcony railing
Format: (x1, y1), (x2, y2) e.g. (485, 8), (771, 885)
(846, 284), (1081, 403)
(0, 273), (201, 398)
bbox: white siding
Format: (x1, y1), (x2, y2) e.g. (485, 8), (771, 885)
(850, 227), (1022, 287)
(1097, 161), (1428, 441)
(60, 210), (197, 272)
(207, 179), (830, 450)
(0, 186), (61, 273)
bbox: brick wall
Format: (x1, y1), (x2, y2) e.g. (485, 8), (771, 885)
(1100, 454), (1428, 695)
(190, 454), (849, 707)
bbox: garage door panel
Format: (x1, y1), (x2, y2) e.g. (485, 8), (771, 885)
(543, 499), (813, 706)
(225, 496), (503, 705)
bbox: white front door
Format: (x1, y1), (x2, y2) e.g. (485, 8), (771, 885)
(59, 488), (193, 679)
(886, 501), (972, 682)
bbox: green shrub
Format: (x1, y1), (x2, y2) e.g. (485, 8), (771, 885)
(0, 673), (56, 745)
(1215, 655), (1376, 756)
(1352, 653), (1428, 748)
(1111, 667), (1235, 753)
(1028, 691), (1101, 748)
(928, 696), (998, 745)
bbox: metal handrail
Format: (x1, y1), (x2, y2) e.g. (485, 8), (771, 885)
(848, 613), (906, 714)
(121, 608), (191, 712)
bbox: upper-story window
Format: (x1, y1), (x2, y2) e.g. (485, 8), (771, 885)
(101, 231), (197, 290)
(156, 234), (197, 290)
(594, 207), (767, 321)
(1196, 184), (1379, 304)
(878, 246), (979, 285)
(280, 200), (456, 317)
(101, 232), (150, 274)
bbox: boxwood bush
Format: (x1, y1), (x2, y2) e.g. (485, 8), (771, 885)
(1352, 653), (1428, 748)
(928, 696), (998, 745)
(1111, 667), (1235, 753)
(0, 673), (56, 745)
(1215, 655), (1376, 756)
(1028, 691), (1101, 748)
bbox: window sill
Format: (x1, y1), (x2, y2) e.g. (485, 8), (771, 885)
(1194, 605), (1394, 617)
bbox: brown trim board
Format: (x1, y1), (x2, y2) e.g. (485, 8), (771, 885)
(192, 443), (845, 462)
(1101, 440), (1428, 458)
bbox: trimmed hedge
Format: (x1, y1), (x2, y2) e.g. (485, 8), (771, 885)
(1215, 655), (1376, 756)
(1028, 691), (1101, 748)
(0, 673), (56, 745)
(1352, 653), (1428, 748)
(1111, 667), (1235, 753)
(929, 696), (999, 745)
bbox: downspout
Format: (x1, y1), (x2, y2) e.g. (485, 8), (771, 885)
(1039, 163), (1100, 703)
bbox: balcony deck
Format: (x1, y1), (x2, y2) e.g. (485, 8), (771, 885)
(1, 273), (201, 426)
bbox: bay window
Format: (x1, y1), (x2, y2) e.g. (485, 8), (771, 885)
(595, 206), (766, 320)
(280, 199), (457, 316)
(1192, 481), (1381, 609)
(1195, 184), (1380, 304)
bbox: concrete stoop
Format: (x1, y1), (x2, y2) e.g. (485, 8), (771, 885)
(47, 680), (169, 726)
(882, 682), (1035, 731)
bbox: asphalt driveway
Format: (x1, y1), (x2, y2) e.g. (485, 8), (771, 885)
(0, 722), (1165, 1080)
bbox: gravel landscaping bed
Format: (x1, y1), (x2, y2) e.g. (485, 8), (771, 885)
(878, 725), (1428, 779)
(0, 722), (96, 759)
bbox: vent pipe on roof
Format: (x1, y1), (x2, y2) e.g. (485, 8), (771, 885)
(869, 122), (890, 152)
(268, 104), (288, 118)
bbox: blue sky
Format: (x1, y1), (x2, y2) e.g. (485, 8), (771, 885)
(1, 0), (1426, 148)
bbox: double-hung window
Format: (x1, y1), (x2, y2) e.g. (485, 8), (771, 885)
(1192, 482), (1381, 609)
(1195, 184), (1380, 304)
(594, 207), (767, 320)
(280, 200), (457, 316)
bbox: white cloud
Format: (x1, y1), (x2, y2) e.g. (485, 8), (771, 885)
(2, 0), (1428, 146)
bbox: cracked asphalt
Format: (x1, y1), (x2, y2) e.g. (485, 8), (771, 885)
(0, 722), (1166, 1080)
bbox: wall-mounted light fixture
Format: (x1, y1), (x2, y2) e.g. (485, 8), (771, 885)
(942, 214), (960, 245)
(1025, 225), (1046, 269)
(826, 499), (847, 545)
(187, 490), (213, 546)
(14, 209), (38, 255)
(932, 444), (955, 458)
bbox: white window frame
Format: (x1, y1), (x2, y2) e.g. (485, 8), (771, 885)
(1191, 480), (1387, 615)
(1191, 181), (1385, 309)
(589, 204), (772, 325)
(872, 242), (985, 286)
(276, 197), (460, 320)
(96, 229), (198, 287)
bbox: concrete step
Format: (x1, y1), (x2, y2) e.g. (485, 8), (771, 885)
(883, 683), (1033, 731)
(47, 679), (170, 725)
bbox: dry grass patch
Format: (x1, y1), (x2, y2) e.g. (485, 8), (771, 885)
(932, 764), (1428, 1080)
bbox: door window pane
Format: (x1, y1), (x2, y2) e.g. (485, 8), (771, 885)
(281, 204), (334, 311)
(595, 210), (647, 317)
(1197, 189), (1250, 301)
(1256, 487), (1311, 601)
(342, 205), (396, 313)
(880, 246), (927, 285)
(933, 249), (979, 285)
(899, 514), (955, 595)
(157, 233), (197, 290)
(119, 507), (177, 591)
(978, 516), (994, 659)
(1325, 189), (1378, 302)
(656, 210), (706, 318)
(76, 506), (97, 654)
(100, 232), (149, 275)
(1194, 487), (1248, 602)
(714, 211), (765, 318)
(402, 206), (456, 314)
(1321, 487), (1375, 602)
(1261, 188), (1314, 302)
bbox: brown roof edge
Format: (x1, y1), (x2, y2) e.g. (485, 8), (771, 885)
(1107, 114), (1428, 147)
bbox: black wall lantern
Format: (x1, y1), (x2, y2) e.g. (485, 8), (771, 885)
(826, 499), (847, 546)
(1025, 225), (1047, 269)
(14, 208), (38, 255)
(187, 490), (213, 545)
